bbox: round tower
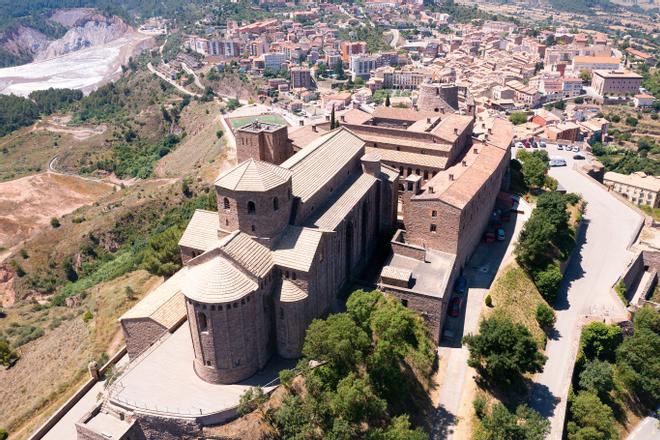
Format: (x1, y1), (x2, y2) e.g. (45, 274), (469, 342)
(183, 251), (271, 384)
(215, 159), (293, 243)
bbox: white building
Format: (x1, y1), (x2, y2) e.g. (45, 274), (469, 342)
(263, 52), (287, 72)
(349, 54), (378, 80)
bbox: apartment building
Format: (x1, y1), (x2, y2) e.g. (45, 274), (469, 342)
(604, 171), (660, 208)
(592, 70), (643, 96)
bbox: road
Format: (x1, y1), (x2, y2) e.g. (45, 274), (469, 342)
(527, 146), (643, 439)
(626, 416), (660, 440)
(388, 28), (401, 49)
(433, 197), (532, 439)
(147, 62), (201, 97)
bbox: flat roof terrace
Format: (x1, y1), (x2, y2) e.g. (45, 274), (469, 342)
(107, 324), (294, 424)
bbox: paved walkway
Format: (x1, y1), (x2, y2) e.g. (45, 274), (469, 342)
(626, 416), (660, 440)
(528, 146), (643, 439)
(40, 356), (129, 440)
(432, 197), (531, 439)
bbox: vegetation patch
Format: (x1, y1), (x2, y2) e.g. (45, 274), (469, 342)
(238, 289), (435, 439)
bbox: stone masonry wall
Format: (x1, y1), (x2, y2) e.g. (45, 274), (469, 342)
(380, 286), (445, 343)
(121, 319), (168, 361)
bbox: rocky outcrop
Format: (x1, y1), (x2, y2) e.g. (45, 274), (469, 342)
(35, 15), (131, 61)
(0, 24), (49, 56)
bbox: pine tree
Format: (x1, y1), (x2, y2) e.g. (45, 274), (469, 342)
(385, 93), (391, 107)
(330, 104), (337, 129)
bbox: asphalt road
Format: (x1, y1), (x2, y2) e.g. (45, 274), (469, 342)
(526, 145), (644, 439)
(626, 416), (660, 440)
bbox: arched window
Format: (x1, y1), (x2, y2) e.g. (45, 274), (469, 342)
(223, 197), (230, 210)
(198, 311), (208, 332)
(273, 197), (279, 211)
(247, 201), (256, 214)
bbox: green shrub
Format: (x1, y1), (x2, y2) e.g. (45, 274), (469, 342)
(0, 427), (8, 440)
(536, 303), (556, 330)
(473, 396), (487, 419)
(20, 248), (29, 259)
(50, 217), (61, 228)
(578, 359), (614, 398)
(485, 294), (493, 307)
(567, 392), (616, 440)
(580, 322), (623, 362)
(10, 259), (26, 277)
(615, 280), (628, 305)
(83, 310), (93, 322)
(533, 264), (562, 303)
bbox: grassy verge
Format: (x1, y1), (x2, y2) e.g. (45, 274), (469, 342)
(486, 264), (548, 347)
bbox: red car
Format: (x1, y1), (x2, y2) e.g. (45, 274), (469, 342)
(449, 297), (462, 317)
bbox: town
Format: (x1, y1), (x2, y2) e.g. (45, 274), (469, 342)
(0, 1), (658, 440)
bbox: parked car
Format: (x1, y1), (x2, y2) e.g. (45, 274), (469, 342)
(515, 141), (524, 148)
(496, 228), (506, 241)
(572, 146), (580, 152)
(483, 231), (496, 243)
(449, 297), (462, 317)
(557, 145), (564, 150)
(550, 158), (567, 167)
(454, 276), (468, 294)
(573, 153), (585, 160)
(531, 141), (538, 148)
(539, 140), (547, 148)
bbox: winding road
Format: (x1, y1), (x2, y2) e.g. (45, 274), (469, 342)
(527, 147), (643, 439)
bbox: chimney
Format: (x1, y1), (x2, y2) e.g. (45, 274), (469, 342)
(429, 186), (435, 194)
(312, 125), (318, 132)
(361, 153), (381, 177)
(340, 115), (346, 122)
(449, 174), (454, 181)
(488, 127), (492, 134)
(427, 117), (431, 123)
(440, 107), (445, 114)
(454, 127), (459, 135)
(299, 119), (304, 127)
(462, 160), (467, 167)
(473, 147), (479, 154)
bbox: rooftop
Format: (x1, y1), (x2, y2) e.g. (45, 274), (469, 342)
(380, 249), (455, 299)
(120, 270), (186, 330)
(215, 158), (292, 192)
(604, 171), (660, 192)
(592, 69), (643, 79)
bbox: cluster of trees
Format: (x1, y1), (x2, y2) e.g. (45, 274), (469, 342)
(239, 289), (435, 439)
(508, 112), (528, 125)
(463, 315), (546, 385)
(0, 338), (19, 367)
(592, 141), (660, 176)
(567, 310), (659, 439)
(515, 191), (581, 303)
(0, 94), (41, 136)
(28, 88), (83, 114)
(473, 399), (550, 440)
(515, 150), (551, 191)
(337, 26), (390, 53)
(0, 87), (84, 137)
(428, 0), (494, 23)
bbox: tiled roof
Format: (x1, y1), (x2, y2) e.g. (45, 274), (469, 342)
(281, 128), (365, 203)
(215, 158), (292, 192)
(310, 173), (377, 230)
(288, 124), (328, 149)
(120, 270), (186, 330)
(221, 232), (273, 278)
(604, 171), (660, 192)
(278, 280), (309, 302)
(372, 106), (437, 122)
(273, 226), (323, 272)
(178, 210), (220, 251)
(430, 114), (474, 142)
(365, 146), (448, 169)
(183, 251), (258, 303)
(351, 128), (452, 152)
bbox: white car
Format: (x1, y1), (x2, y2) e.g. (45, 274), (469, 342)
(572, 146), (580, 152)
(557, 145), (564, 150)
(515, 142), (524, 148)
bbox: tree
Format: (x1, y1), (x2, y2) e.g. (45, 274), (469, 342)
(509, 112), (528, 125)
(0, 428), (7, 440)
(334, 61), (346, 80)
(616, 309), (660, 409)
(140, 226), (183, 277)
(463, 316), (546, 383)
(477, 403), (550, 440)
(367, 415), (427, 440)
(536, 302), (556, 330)
(578, 360), (614, 398)
(515, 215), (555, 269)
(580, 322), (623, 362)
(533, 264), (562, 303)
(385, 93), (391, 107)
(346, 289), (382, 332)
(238, 386), (268, 416)
(567, 392), (617, 440)
(50, 217), (61, 228)
(0, 339), (19, 367)
(302, 313), (371, 385)
(330, 104), (337, 129)
(625, 116), (638, 127)
(330, 373), (387, 425)
(517, 150), (549, 189)
(579, 70), (591, 83)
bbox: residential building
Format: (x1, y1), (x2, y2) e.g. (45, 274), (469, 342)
(571, 55), (620, 73)
(349, 54), (378, 79)
(290, 67), (313, 89)
(340, 41), (367, 62)
(592, 70), (643, 96)
(604, 171), (660, 208)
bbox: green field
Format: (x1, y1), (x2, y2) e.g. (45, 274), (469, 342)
(226, 114), (288, 129)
